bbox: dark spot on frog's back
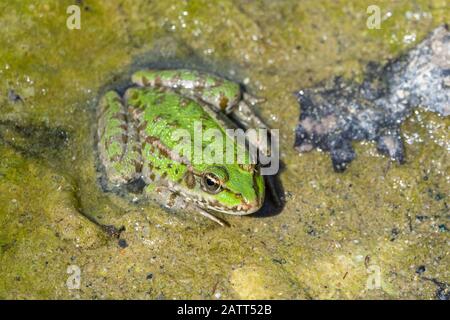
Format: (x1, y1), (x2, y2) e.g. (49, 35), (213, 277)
(168, 119), (180, 128)
(129, 90), (139, 101)
(119, 123), (128, 131)
(156, 145), (170, 159)
(113, 96), (122, 104)
(133, 99), (145, 110)
(167, 192), (178, 208)
(145, 136), (158, 144)
(137, 120), (149, 133)
(121, 134), (128, 144)
(134, 160), (143, 173)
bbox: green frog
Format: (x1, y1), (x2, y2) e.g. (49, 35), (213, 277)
(97, 69), (272, 226)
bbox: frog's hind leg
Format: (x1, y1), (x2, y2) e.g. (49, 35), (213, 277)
(132, 69), (242, 113)
(97, 91), (143, 189)
(230, 95), (268, 131)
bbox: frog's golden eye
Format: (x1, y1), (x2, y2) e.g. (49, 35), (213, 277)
(201, 172), (222, 194)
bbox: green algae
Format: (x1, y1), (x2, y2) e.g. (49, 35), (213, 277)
(0, 0), (448, 299)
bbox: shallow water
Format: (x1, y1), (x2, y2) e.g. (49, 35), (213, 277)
(0, 0), (448, 299)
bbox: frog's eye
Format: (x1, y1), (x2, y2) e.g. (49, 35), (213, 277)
(201, 172), (222, 194)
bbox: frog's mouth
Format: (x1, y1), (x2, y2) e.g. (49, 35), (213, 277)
(194, 197), (263, 226)
(203, 198), (262, 216)
(203, 184), (265, 216)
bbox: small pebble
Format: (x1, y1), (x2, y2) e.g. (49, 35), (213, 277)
(118, 239), (128, 248)
(416, 265), (426, 275)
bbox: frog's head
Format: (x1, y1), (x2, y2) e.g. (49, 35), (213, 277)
(182, 165), (265, 215)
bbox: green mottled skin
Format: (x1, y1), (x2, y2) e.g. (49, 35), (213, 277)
(97, 69), (265, 216)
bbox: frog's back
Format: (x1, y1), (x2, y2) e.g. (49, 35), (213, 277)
(125, 87), (225, 150)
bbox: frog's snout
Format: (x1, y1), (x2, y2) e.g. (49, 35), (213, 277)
(234, 174), (266, 215)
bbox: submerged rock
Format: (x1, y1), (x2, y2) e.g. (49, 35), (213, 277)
(294, 25), (449, 171)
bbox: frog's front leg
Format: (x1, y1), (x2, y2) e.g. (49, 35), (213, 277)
(132, 70), (268, 128)
(97, 91), (143, 188)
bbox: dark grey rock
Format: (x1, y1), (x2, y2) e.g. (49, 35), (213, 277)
(294, 25), (449, 171)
